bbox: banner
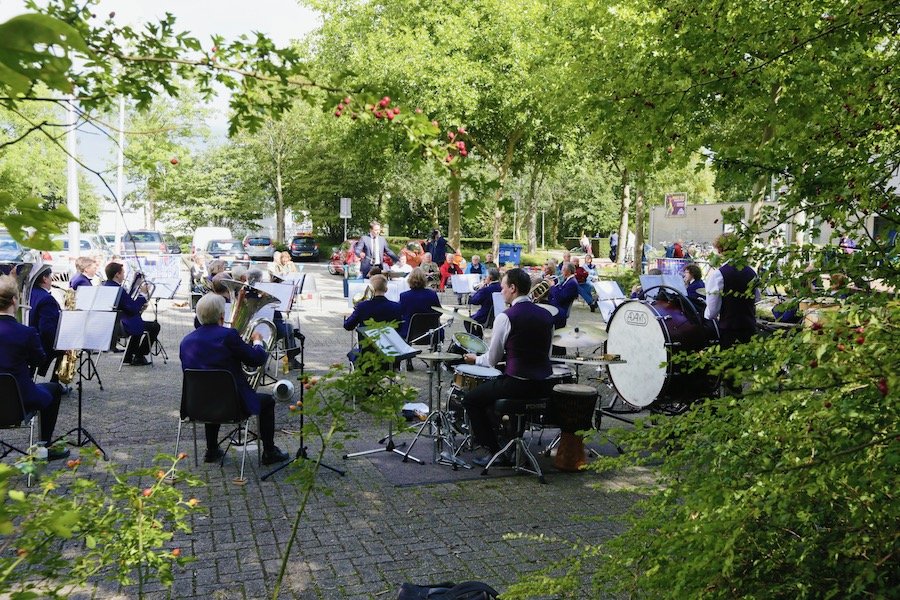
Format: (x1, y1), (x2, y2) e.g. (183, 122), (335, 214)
(665, 192), (687, 217)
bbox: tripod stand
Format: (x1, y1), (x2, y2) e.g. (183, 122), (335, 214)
(55, 350), (108, 460)
(261, 332), (345, 480)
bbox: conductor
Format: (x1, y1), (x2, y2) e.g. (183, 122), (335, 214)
(355, 221), (398, 279)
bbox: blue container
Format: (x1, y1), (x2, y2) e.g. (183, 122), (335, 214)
(497, 243), (523, 266)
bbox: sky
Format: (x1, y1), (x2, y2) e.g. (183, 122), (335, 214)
(0, 0), (321, 198)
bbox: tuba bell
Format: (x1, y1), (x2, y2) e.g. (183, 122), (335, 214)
(229, 283), (280, 390)
(352, 285), (374, 306)
(529, 279), (552, 303)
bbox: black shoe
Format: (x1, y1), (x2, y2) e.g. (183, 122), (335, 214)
(261, 446), (290, 465)
(130, 355), (150, 366)
(204, 448), (226, 463)
(290, 359), (303, 370)
(47, 447), (70, 461)
(590, 303), (598, 313)
(406, 359), (414, 372)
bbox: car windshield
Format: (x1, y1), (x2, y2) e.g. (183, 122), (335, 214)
(293, 238), (316, 247)
(0, 236), (20, 251)
(124, 232), (161, 243)
(209, 240), (241, 252)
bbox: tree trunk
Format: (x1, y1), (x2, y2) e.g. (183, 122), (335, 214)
(524, 164), (541, 253)
(448, 170), (461, 249)
(274, 153), (285, 244)
(489, 129), (524, 257)
(147, 187), (156, 230)
(617, 168), (631, 266)
(634, 184), (645, 275)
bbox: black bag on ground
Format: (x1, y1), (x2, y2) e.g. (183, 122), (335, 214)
(396, 580), (500, 600)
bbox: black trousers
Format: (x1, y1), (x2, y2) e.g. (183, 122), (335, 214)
(125, 321), (161, 359)
(26, 382), (63, 443)
(205, 392), (276, 452)
(462, 376), (553, 453)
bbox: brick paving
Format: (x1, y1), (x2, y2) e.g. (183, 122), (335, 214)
(14, 264), (651, 599)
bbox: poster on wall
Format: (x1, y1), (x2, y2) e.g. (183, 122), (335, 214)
(665, 192), (687, 217)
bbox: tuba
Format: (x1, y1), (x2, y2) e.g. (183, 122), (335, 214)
(229, 283), (280, 390)
(54, 288), (78, 384)
(529, 279), (552, 303)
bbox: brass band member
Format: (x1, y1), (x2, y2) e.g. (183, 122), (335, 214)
(104, 262), (160, 366)
(180, 293), (289, 464)
(28, 265), (64, 380)
(70, 257), (97, 290)
(0, 275), (69, 459)
(461, 268), (554, 466)
(465, 267), (501, 337)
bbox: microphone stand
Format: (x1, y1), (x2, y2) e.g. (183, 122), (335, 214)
(261, 333), (345, 480)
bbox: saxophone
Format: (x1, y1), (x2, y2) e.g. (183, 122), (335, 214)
(55, 288), (78, 384)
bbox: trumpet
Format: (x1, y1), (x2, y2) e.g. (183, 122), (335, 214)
(229, 283), (280, 390)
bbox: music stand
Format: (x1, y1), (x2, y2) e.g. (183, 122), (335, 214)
(342, 325), (424, 464)
(52, 309), (118, 459)
(149, 278), (180, 363)
(74, 285), (122, 389)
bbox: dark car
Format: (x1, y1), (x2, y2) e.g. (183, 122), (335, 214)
(162, 233), (182, 254)
(242, 235), (275, 261)
(288, 235), (320, 262)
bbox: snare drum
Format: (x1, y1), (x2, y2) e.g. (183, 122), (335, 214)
(452, 364), (502, 391)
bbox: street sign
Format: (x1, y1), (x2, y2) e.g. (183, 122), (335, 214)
(340, 197), (351, 219)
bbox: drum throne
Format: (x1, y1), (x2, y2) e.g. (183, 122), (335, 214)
(480, 396), (550, 484)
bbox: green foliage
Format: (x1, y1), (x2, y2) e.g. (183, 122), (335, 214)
(0, 455), (202, 598)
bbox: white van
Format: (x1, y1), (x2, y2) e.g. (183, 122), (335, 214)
(191, 227), (233, 256)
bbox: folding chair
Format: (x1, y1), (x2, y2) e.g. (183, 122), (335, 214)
(0, 374), (38, 485)
(174, 369), (259, 483)
(403, 312), (442, 370)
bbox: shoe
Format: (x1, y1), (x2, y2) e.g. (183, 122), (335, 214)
(474, 450), (514, 468)
(590, 303), (598, 313)
(204, 448), (226, 463)
(47, 447), (71, 461)
(122, 356), (133, 365)
(130, 355), (150, 366)
(261, 446), (290, 465)
(406, 359), (414, 372)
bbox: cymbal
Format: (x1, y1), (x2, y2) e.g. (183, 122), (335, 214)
(432, 305), (478, 325)
(552, 355), (625, 367)
(418, 351), (463, 362)
(552, 329), (606, 349)
(554, 324), (608, 341)
(536, 303), (558, 316)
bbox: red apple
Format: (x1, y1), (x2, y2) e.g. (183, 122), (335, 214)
(387, 112), (395, 120)
(374, 111), (383, 119)
(448, 131), (455, 141)
(456, 141), (465, 150)
(876, 377), (888, 396)
(856, 336), (865, 345)
(334, 110), (342, 117)
(457, 126), (466, 134)
(460, 149), (468, 157)
(393, 107), (400, 115)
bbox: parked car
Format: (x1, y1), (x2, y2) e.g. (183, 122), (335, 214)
(45, 233), (112, 272)
(288, 235), (321, 262)
(0, 230), (30, 263)
(191, 226), (232, 256)
(205, 239), (249, 263)
(162, 233), (182, 254)
(121, 229), (167, 256)
(242, 235), (275, 260)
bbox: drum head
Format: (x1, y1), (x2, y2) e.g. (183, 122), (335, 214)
(454, 364), (501, 378)
(453, 332), (488, 354)
(606, 301), (667, 407)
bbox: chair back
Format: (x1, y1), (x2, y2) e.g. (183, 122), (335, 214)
(0, 374), (27, 428)
(405, 312), (441, 346)
(181, 369), (247, 424)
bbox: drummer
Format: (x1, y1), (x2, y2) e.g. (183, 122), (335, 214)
(465, 267), (501, 338)
(461, 268), (554, 467)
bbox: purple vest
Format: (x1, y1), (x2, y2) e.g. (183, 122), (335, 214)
(504, 301), (553, 380)
(719, 264), (758, 332)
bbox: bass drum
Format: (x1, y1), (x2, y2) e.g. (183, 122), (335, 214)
(605, 295), (719, 408)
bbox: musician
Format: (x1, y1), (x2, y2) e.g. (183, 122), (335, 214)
(465, 267), (501, 337)
(104, 262), (159, 366)
(461, 268), (554, 466)
(704, 233), (760, 349)
(180, 293), (289, 465)
(355, 220), (398, 279)
(571, 257), (599, 313)
(683, 263), (705, 301)
(548, 262), (579, 328)
(0, 275), (68, 460)
(70, 257), (98, 290)
(343, 275), (402, 332)
(399, 268), (442, 340)
(246, 268), (302, 369)
(28, 266), (63, 379)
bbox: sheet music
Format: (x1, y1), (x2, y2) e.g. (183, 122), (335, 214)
(386, 279), (409, 303)
(55, 311), (118, 351)
(152, 278), (181, 299)
(491, 292), (506, 327)
(360, 325), (418, 357)
(253, 282), (295, 311)
(450, 274), (481, 294)
(639, 274), (687, 298)
(592, 281), (625, 300)
(75, 285), (120, 311)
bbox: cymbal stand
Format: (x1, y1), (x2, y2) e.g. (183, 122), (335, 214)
(54, 350), (108, 460)
(409, 318), (455, 352)
(402, 355), (470, 469)
(263, 332), (345, 480)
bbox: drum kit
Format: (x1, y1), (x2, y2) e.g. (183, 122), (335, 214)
(399, 286), (721, 470)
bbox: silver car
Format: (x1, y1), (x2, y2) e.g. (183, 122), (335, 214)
(121, 229), (167, 256)
(242, 235), (275, 260)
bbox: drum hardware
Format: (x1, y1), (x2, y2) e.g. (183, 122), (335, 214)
(433, 305), (479, 326)
(403, 353), (471, 468)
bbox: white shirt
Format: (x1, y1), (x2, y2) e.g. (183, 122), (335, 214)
(475, 295), (531, 369)
(704, 266), (724, 320)
(371, 235), (379, 264)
